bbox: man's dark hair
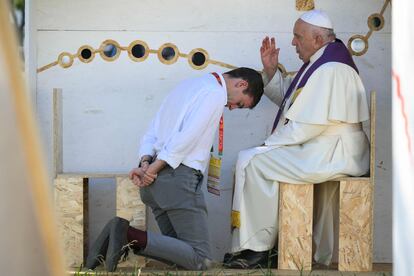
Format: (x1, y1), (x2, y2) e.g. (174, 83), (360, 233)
(224, 67), (264, 108)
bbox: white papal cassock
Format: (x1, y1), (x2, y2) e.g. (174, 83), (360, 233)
(230, 44), (370, 265)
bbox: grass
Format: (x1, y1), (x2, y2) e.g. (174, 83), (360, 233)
(71, 268), (393, 276)
(72, 247), (392, 276)
(71, 266), (393, 276)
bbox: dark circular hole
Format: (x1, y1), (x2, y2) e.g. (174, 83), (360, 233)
(81, 48), (92, 60)
(370, 16), (382, 28)
(103, 44), (118, 58)
(131, 44), (146, 59)
(161, 47), (176, 61)
(192, 52), (206, 66)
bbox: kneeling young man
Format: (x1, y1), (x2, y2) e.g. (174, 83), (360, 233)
(85, 67), (264, 272)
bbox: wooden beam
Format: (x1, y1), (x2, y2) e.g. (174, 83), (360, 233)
(53, 88), (63, 177)
(57, 172), (128, 179)
(83, 178), (89, 265)
(369, 91), (376, 183)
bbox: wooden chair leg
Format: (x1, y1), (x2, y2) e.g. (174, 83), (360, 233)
(338, 179), (373, 271)
(278, 183), (314, 270)
(54, 176), (87, 268)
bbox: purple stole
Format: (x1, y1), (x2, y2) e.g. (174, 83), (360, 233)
(271, 39), (359, 131)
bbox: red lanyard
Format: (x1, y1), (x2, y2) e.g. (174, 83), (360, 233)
(211, 72), (224, 157)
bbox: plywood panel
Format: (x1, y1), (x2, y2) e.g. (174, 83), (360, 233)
(339, 179), (373, 271)
(54, 176), (85, 268)
(278, 183), (313, 271)
(116, 176), (146, 268)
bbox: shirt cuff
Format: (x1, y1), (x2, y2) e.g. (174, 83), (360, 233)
(261, 70), (270, 86)
(139, 152), (155, 161)
(156, 151), (182, 169)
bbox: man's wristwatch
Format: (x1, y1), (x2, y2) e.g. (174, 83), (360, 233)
(139, 156), (152, 167)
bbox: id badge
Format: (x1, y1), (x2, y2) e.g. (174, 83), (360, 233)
(207, 154), (221, 196)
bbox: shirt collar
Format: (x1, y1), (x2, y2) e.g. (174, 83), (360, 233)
(309, 39), (335, 63)
(215, 73), (228, 103)
(309, 45), (326, 63)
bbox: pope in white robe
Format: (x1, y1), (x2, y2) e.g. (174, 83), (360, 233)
(228, 10), (370, 267)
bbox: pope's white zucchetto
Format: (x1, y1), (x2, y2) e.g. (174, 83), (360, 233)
(300, 10), (333, 29)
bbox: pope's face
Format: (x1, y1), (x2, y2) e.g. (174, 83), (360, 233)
(291, 19), (318, 62)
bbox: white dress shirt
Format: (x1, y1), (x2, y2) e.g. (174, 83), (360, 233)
(139, 73), (227, 173)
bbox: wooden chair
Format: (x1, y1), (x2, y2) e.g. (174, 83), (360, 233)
(278, 91), (376, 271)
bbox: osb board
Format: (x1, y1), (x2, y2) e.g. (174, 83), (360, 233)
(116, 176), (146, 268)
(278, 183), (313, 271)
(338, 179), (373, 271)
(296, 0), (314, 11)
(54, 177), (84, 268)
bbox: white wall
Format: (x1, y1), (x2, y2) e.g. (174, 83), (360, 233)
(34, 0), (392, 262)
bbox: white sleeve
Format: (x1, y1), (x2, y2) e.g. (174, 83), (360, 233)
(264, 120), (328, 146)
(138, 117), (158, 159)
(262, 70), (293, 107)
(157, 93), (223, 169)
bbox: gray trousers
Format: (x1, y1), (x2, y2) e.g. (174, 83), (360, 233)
(139, 164), (212, 270)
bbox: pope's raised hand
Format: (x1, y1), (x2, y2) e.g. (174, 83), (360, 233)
(260, 36), (280, 80)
